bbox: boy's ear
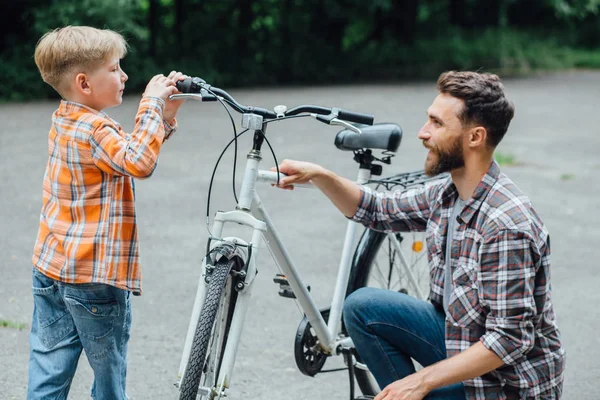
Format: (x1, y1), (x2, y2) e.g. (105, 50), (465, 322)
(74, 73), (92, 95)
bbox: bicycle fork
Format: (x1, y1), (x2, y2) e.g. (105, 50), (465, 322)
(177, 210), (267, 397)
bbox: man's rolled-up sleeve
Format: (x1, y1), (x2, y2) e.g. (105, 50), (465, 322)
(478, 229), (538, 365)
(351, 184), (433, 233)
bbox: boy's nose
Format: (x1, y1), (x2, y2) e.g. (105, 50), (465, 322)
(122, 72), (128, 82)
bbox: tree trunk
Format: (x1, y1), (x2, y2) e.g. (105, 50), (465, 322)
(175, 0), (184, 56)
(148, 0), (158, 57)
(474, 0), (501, 27)
(372, 0), (419, 45)
(236, 0), (253, 62)
(396, 0), (419, 45)
(450, 0), (468, 27)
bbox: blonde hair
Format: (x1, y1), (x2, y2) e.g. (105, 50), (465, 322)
(34, 26), (128, 93)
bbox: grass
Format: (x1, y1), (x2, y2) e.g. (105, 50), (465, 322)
(560, 173), (575, 181)
(495, 152), (519, 167)
(0, 319), (27, 330)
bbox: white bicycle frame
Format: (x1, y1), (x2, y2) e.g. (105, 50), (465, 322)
(176, 124), (425, 398)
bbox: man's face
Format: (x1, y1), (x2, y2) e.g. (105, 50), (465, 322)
(417, 94), (466, 177)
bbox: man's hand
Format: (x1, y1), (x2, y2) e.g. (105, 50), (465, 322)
(374, 342), (504, 400)
(271, 158), (362, 217)
(271, 159), (327, 190)
(162, 71), (188, 124)
(374, 373), (431, 400)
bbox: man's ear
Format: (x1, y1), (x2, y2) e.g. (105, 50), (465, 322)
(74, 73), (91, 95)
(468, 126), (487, 148)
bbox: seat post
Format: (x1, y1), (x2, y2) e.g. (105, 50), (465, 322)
(356, 166), (371, 185)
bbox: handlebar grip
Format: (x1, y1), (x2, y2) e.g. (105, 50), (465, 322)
(176, 77), (206, 93)
(337, 109), (374, 125)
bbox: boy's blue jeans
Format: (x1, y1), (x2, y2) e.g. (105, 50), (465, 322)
(28, 268), (131, 400)
(343, 287), (466, 400)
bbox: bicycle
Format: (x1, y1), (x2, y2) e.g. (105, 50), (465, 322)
(170, 77), (438, 400)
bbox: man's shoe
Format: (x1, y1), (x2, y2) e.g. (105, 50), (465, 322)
(354, 396), (375, 400)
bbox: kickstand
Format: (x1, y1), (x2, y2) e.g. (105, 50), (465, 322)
(345, 352), (355, 400)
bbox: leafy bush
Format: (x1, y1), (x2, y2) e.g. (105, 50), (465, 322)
(0, 0), (599, 101)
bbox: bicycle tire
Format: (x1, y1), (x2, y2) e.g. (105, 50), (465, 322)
(179, 257), (240, 400)
(348, 229), (429, 299)
(346, 228), (430, 395)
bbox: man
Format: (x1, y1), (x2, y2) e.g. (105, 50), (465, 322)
(274, 71), (565, 399)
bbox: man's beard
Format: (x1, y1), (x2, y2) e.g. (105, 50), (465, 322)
(424, 135), (464, 176)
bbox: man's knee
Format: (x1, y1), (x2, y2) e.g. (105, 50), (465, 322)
(343, 287), (380, 327)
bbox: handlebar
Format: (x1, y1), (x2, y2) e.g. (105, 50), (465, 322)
(175, 77), (374, 126)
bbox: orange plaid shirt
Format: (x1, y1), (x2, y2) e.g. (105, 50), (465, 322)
(32, 97), (176, 294)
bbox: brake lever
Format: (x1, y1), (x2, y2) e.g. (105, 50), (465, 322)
(310, 113), (362, 134)
(169, 89), (218, 102)
(331, 118), (362, 134)
(168, 93), (203, 101)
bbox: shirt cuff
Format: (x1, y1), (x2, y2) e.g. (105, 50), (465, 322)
(349, 186), (371, 223)
(480, 331), (525, 366)
(142, 96), (166, 111)
(163, 117), (177, 140)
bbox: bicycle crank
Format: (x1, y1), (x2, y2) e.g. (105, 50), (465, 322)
(294, 308), (330, 376)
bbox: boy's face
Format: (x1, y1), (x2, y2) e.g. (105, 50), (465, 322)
(86, 56), (128, 111)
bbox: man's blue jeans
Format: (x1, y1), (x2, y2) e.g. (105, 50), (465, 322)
(28, 268), (132, 400)
(343, 287), (466, 400)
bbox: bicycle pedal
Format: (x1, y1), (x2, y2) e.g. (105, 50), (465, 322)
(273, 274), (310, 299)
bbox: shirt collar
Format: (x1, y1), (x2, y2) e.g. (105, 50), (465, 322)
(57, 100), (107, 117)
(437, 160), (501, 225)
(56, 100), (119, 127)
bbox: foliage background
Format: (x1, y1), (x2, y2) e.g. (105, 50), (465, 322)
(0, 0), (599, 101)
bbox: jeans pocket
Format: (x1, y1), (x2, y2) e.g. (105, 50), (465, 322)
(31, 270), (74, 349)
(64, 292), (120, 360)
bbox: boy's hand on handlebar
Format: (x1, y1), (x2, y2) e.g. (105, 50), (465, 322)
(143, 73), (178, 102)
(271, 159), (326, 190)
(163, 71), (188, 124)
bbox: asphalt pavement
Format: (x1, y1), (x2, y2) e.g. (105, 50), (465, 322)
(1, 71), (598, 399)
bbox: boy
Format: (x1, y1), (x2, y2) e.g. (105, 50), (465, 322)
(28, 26), (186, 399)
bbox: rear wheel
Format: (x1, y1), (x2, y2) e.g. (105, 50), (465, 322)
(346, 228), (430, 395)
(349, 229), (429, 299)
(179, 257), (241, 400)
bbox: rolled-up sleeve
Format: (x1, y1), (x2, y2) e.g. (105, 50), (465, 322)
(163, 117), (177, 140)
(89, 97), (165, 178)
(478, 229), (538, 365)
(351, 184), (434, 233)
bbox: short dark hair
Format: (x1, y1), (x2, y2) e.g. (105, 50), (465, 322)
(437, 71), (515, 147)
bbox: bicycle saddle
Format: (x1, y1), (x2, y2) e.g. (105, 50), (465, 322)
(334, 123), (402, 152)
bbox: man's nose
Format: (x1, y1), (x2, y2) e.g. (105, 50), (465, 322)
(417, 125), (430, 140)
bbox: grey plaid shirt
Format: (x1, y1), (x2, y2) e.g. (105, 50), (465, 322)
(353, 161), (565, 399)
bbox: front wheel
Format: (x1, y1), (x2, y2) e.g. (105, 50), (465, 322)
(346, 228), (430, 396)
(178, 257), (242, 400)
